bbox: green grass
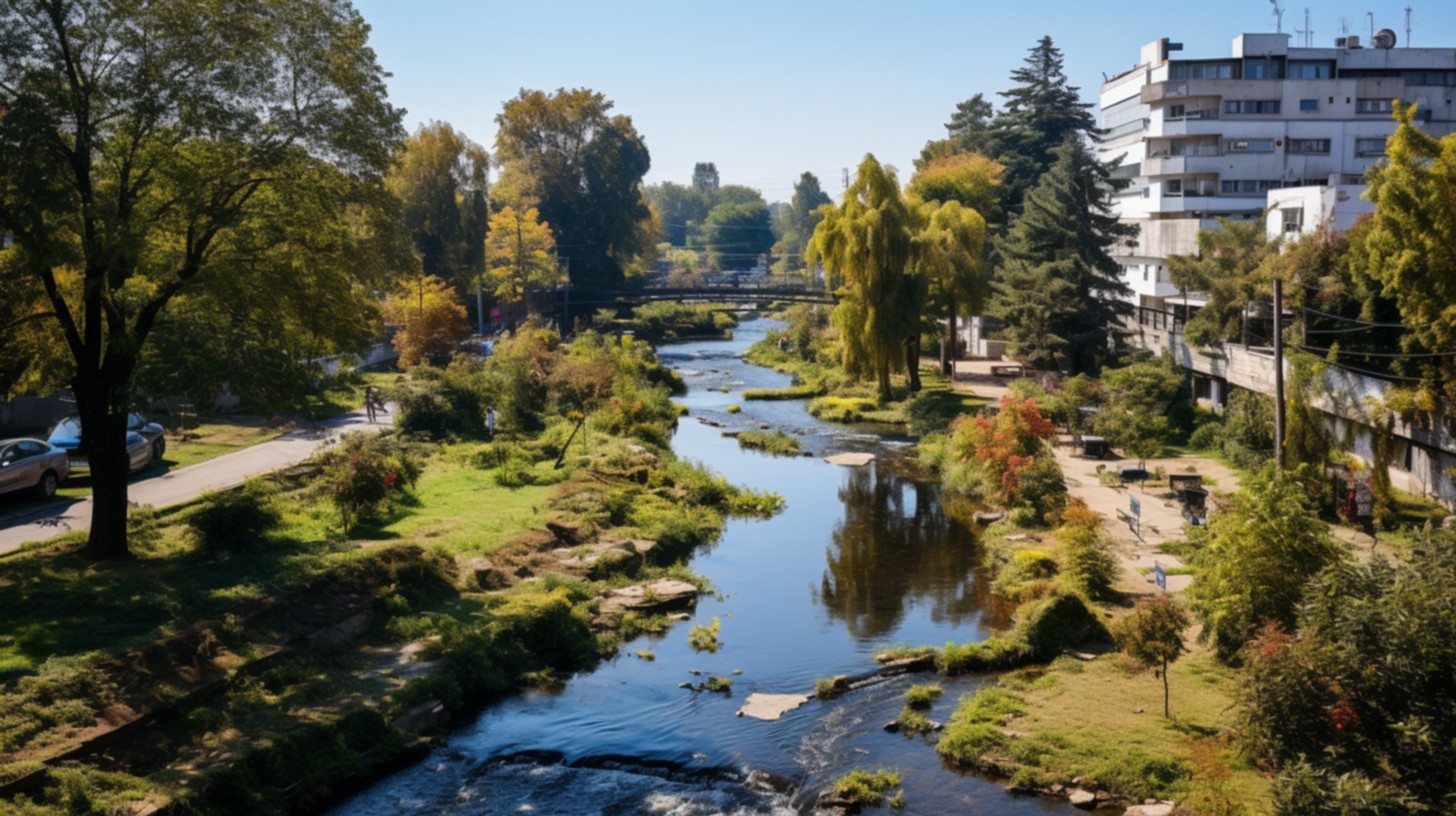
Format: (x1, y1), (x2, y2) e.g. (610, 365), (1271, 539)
(379, 460), (554, 556)
(735, 430), (802, 456)
(741, 384), (824, 400)
(830, 769), (902, 807)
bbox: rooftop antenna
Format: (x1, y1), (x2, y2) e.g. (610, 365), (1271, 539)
(1294, 7), (1313, 46)
(1367, 11), (1375, 42)
(1270, 0), (1285, 33)
(1405, 6), (1412, 47)
(1339, 17), (1349, 37)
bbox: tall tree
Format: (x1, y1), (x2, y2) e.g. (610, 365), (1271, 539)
(944, 92), (998, 156)
(644, 181), (709, 246)
(910, 200), (988, 374)
(771, 172), (831, 274)
(991, 139), (1135, 374)
(1353, 101), (1456, 403)
(691, 161), (720, 194)
(809, 155), (920, 401)
(697, 200), (774, 271)
(993, 36), (1099, 210)
(485, 206), (559, 305)
(1167, 219), (1276, 348)
(493, 88), (653, 294)
(907, 151), (1004, 226)
(0, 0), (403, 559)
(385, 122), (489, 298)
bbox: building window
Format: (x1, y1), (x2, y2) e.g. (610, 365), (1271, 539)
(1243, 57), (1285, 80)
(1170, 62), (1236, 80)
(1281, 208), (1304, 234)
(1356, 98), (1395, 114)
(1226, 138), (1275, 153)
(1405, 69), (1456, 86)
(1220, 180), (1285, 195)
(1288, 60), (1333, 79)
(1165, 179), (1183, 196)
(1224, 100), (1281, 115)
(1355, 137), (1387, 157)
(1166, 104), (1185, 120)
(1288, 138), (1331, 154)
(1299, 98), (1319, 112)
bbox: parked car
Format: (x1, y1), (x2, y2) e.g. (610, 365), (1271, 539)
(0, 438), (71, 499)
(47, 412), (166, 472)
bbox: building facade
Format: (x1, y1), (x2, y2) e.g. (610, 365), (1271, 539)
(1099, 31), (1456, 307)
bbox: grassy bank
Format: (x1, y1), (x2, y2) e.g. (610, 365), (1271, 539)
(0, 330), (780, 815)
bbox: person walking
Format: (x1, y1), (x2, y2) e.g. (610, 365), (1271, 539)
(364, 386), (378, 423)
(485, 406), (497, 439)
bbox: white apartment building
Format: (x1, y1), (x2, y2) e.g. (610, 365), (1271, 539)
(1099, 30), (1456, 307)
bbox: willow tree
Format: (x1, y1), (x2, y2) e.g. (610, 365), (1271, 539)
(911, 200), (988, 374)
(809, 156), (918, 402)
(0, 0), (403, 559)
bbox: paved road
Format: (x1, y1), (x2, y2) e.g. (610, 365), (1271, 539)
(0, 408), (392, 556)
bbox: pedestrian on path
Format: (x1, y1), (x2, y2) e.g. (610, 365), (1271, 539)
(364, 386), (378, 423)
(485, 406), (497, 439)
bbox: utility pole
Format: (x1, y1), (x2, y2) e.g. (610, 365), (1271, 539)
(1273, 278), (1286, 470)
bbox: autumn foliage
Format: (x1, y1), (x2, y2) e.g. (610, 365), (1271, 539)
(384, 274), (470, 367)
(940, 394), (1061, 509)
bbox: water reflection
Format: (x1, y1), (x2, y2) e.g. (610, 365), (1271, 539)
(816, 463), (993, 640)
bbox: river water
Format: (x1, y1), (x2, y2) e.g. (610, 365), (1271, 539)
(330, 318), (1083, 815)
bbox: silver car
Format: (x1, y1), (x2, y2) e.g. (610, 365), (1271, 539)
(0, 438), (71, 499)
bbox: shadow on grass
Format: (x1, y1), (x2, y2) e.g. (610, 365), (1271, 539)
(0, 531), (349, 672)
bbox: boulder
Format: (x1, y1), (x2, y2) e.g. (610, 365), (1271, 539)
(587, 547), (643, 580)
(545, 518), (588, 546)
(392, 699), (449, 735)
(824, 452), (875, 467)
(738, 693), (813, 721)
(599, 579), (699, 615)
(460, 557), (511, 591)
(1068, 788), (1097, 809)
(1123, 803), (1175, 816)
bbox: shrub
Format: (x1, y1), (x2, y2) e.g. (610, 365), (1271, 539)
(937, 685), (1028, 766)
(688, 617), (721, 653)
(392, 357), (490, 438)
(831, 769), (901, 807)
(190, 479), (281, 553)
(735, 430), (802, 455)
(903, 684), (943, 709)
(314, 433), (422, 532)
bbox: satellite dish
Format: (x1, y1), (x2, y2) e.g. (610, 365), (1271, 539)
(1374, 28), (1398, 48)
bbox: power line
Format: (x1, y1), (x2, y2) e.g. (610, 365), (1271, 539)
(1300, 344), (1456, 359)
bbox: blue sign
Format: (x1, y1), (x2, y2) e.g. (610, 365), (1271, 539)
(1130, 497), (1141, 518)
(1154, 562), (1167, 592)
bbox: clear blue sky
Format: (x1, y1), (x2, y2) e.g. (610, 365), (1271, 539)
(352, 0), (1449, 202)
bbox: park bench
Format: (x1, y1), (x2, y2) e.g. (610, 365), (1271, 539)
(990, 364), (1025, 377)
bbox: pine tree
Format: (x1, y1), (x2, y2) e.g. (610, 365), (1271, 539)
(993, 36), (1099, 211)
(991, 139), (1135, 374)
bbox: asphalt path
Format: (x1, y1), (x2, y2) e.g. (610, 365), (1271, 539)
(0, 408), (392, 557)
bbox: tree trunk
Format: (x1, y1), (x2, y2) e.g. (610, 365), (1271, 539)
(80, 385), (132, 560)
(942, 290), (958, 375)
(876, 356), (892, 404)
(905, 337), (922, 394)
(1161, 656), (1170, 718)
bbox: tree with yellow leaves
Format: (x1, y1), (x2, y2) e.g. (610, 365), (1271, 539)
(384, 275), (470, 367)
(485, 206), (560, 306)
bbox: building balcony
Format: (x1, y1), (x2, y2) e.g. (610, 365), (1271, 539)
(1157, 117), (1223, 138)
(1143, 150), (1222, 176)
(1141, 80), (1229, 105)
(1155, 193), (1266, 213)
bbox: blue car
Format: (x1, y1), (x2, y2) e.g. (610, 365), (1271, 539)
(47, 412), (165, 473)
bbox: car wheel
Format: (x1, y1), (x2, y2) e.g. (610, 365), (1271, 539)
(34, 470), (58, 500)
(152, 438), (166, 463)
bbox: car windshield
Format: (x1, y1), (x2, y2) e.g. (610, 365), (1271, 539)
(50, 417), (82, 439)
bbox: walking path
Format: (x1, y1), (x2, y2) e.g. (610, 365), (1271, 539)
(0, 408), (393, 557)
(947, 357), (1238, 596)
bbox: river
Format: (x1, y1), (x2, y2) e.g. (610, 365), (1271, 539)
(330, 318), (1085, 815)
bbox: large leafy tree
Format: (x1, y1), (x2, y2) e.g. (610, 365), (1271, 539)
(1185, 465), (1343, 662)
(644, 181), (709, 247)
(993, 36), (1099, 211)
(691, 161), (720, 194)
(493, 88), (653, 294)
(383, 275), (469, 367)
(809, 155), (920, 402)
(1167, 219), (1277, 348)
(697, 200), (774, 271)
(485, 206), (559, 305)
(135, 162), (406, 412)
(385, 122), (489, 299)
(907, 151), (1004, 227)
(991, 139), (1135, 374)
(0, 0), (403, 559)
(1353, 101), (1456, 403)
(1093, 356), (1183, 465)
